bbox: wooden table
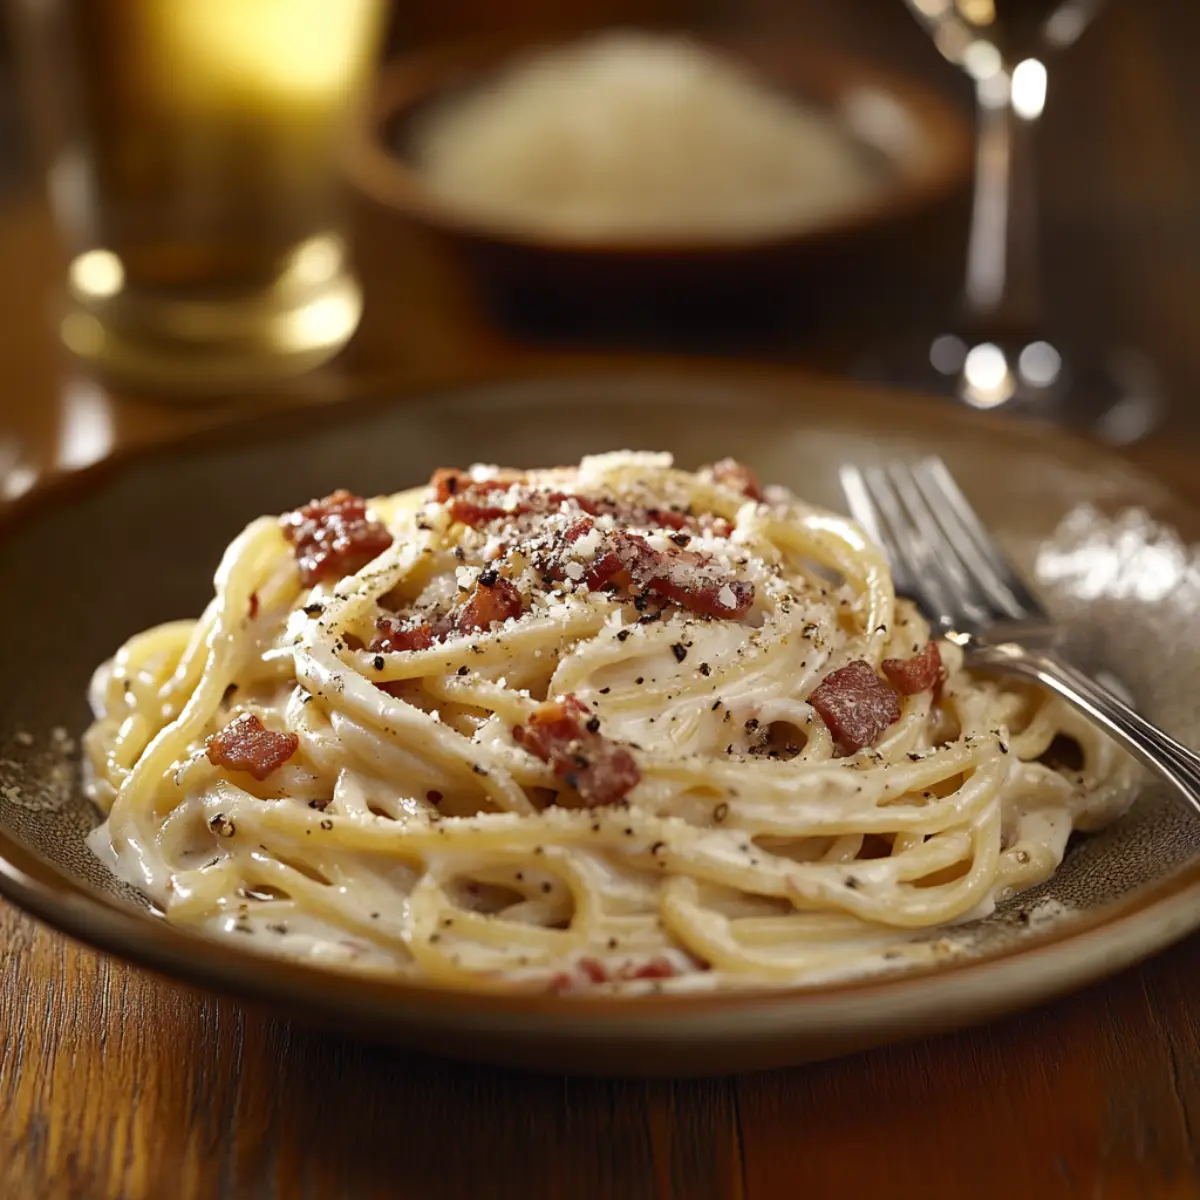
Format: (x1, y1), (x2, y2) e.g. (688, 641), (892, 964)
(5, 2), (1200, 1196)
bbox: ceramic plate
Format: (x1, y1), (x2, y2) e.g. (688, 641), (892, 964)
(2, 368), (1198, 1076)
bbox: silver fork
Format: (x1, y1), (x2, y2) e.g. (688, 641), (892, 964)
(840, 457), (1200, 816)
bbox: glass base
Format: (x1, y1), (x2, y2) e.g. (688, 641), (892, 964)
(58, 266), (363, 400)
(857, 332), (1165, 446)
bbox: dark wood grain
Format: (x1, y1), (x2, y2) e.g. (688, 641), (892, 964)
(4, 0), (1200, 1196)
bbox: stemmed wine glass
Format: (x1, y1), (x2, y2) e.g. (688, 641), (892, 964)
(865, 0), (1162, 444)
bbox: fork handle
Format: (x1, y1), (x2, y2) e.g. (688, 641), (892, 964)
(968, 643), (1200, 817)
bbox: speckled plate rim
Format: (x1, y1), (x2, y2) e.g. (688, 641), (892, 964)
(1, 362), (1197, 1074)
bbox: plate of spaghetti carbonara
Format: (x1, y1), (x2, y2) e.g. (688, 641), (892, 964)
(82, 449), (1138, 996)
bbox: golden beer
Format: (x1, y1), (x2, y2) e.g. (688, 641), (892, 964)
(15, 0), (386, 392)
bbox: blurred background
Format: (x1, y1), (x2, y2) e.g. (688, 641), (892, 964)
(0, 0), (1193, 483)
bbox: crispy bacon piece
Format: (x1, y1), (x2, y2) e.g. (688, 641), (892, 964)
(455, 573), (524, 633)
(515, 695), (640, 807)
(809, 660), (901, 753)
(709, 458), (763, 501)
(370, 575), (525, 654)
(430, 467), (729, 537)
(549, 955), (682, 993)
(206, 713), (298, 781)
(882, 642), (944, 695)
(280, 490), (392, 586)
(371, 618), (435, 654)
(551, 522), (754, 620)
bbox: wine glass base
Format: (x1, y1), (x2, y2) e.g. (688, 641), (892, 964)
(856, 333), (1165, 447)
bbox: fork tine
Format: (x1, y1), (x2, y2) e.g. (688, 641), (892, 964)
(857, 466), (961, 630)
(885, 463), (993, 630)
(911, 457), (1044, 620)
(838, 464), (910, 590)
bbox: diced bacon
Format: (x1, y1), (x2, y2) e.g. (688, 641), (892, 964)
(548, 954), (685, 993)
(371, 618), (435, 654)
(429, 466), (728, 537)
(709, 458), (763, 501)
(578, 957), (609, 984)
(882, 642), (944, 695)
(515, 695), (640, 807)
(550, 525), (754, 619)
(206, 712), (298, 781)
(370, 575), (524, 653)
(280, 490), (392, 586)
(647, 507), (691, 531)
(430, 467), (481, 502)
(646, 572), (754, 620)
(455, 574), (524, 633)
(809, 660), (901, 753)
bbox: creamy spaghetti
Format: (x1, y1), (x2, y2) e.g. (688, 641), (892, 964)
(84, 453), (1137, 993)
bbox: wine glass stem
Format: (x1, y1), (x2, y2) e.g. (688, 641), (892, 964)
(961, 73), (1042, 335)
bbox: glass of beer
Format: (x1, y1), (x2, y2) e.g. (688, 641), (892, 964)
(12, 0), (387, 395)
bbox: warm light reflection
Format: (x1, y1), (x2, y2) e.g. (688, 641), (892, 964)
(282, 234), (344, 288)
(1018, 340), (1062, 388)
(1, 464), (38, 502)
(59, 312), (106, 358)
(69, 249), (124, 300)
(57, 379), (115, 471)
(910, 0), (951, 15)
(1011, 58), (1048, 120)
(961, 39), (1003, 81)
(277, 287), (361, 353)
(929, 334), (967, 375)
(956, 0), (995, 26)
(1045, 2), (1092, 48)
(962, 342), (1015, 408)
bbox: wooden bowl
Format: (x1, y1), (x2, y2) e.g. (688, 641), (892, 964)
(346, 36), (972, 319)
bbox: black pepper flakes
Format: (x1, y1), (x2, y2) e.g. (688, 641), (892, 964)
(457, 665), (469, 676)
(616, 630), (631, 643)
(478, 568), (500, 588)
(671, 643), (687, 663)
(699, 662), (711, 677)
(303, 603), (325, 617)
(373, 655), (385, 671)
(845, 876), (860, 890)
(585, 716), (601, 734)
(319, 819), (333, 831)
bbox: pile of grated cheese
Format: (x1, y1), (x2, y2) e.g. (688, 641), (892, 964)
(411, 32), (883, 242)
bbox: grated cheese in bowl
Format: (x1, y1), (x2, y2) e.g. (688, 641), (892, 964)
(410, 32), (886, 244)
